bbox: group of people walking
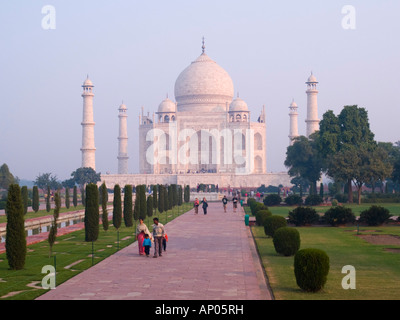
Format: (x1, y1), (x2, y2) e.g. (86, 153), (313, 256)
(193, 194), (239, 215)
(135, 194), (241, 257)
(136, 218), (167, 258)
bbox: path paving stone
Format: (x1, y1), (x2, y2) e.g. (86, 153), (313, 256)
(36, 202), (272, 300)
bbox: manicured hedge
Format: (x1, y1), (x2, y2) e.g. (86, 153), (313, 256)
(273, 227), (300, 256)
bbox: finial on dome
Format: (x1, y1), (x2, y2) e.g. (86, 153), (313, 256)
(202, 37), (205, 54)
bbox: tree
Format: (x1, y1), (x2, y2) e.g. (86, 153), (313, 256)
(178, 185), (183, 206)
(48, 191), (61, 257)
(70, 168), (101, 206)
(100, 182), (109, 232)
(184, 185), (190, 203)
(65, 187), (70, 209)
(285, 136), (323, 195)
(21, 186), (29, 215)
(147, 195), (153, 225)
(152, 185), (158, 215)
(168, 185), (173, 210)
(318, 106), (376, 203)
(158, 185), (164, 214)
(34, 173), (61, 191)
(84, 184), (99, 242)
(123, 185), (133, 227)
(319, 183), (324, 199)
(113, 185), (122, 230)
(5, 184), (26, 270)
(0, 164), (15, 190)
(139, 185), (147, 220)
(73, 186), (78, 207)
(46, 185), (51, 212)
(163, 185), (169, 214)
(32, 186), (40, 212)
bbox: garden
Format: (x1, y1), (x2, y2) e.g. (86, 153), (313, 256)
(246, 198), (400, 300)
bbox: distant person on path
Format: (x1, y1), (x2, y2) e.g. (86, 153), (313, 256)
(201, 197), (208, 215)
(152, 217), (165, 258)
(142, 233), (152, 257)
(136, 218), (151, 255)
(194, 198), (200, 214)
(163, 233), (168, 251)
(222, 195), (228, 212)
(232, 194), (238, 213)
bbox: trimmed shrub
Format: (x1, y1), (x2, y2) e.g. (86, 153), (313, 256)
(84, 184), (99, 242)
(304, 194), (323, 206)
(288, 206), (320, 226)
(331, 199), (338, 207)
(323, 206), (355, 226)
(284, 194), (303, 206)
(251, 202), (268, 216)
(294, 248), (330, 292)
(263, 194), (282, 206)
(264, 215), (287, 237)
(255, 209), (272, 226)
(5, 184), (26, 270)
(359, 205), (392, 226)
(273, 227), (300, 256)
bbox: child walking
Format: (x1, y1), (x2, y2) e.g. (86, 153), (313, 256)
(142, 233), (152, 257)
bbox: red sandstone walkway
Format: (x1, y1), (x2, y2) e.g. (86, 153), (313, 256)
(37, 203), (272, 300)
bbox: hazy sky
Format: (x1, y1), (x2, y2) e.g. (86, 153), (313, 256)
(1, 1), (399, 181)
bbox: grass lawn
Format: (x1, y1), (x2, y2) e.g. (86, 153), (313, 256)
(249, 203), (400, 300)
(0, 205), (86, 224)
(0, 203), (192, 300)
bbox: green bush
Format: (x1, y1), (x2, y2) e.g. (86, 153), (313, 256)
(256, 209), (272, 226)
(264, 215), (287, 237)
(263, 194), (282, 206)
(304, 194), (323, 206)
(323, 206), (355, 226)
(284, 194), (303, 206)
(251, 202), (268, 216)
(331, 199), (338, 207)
(294, 248), (330, 292)
(359, 205), (392, 226)
(288, 206), (320, 226)
(272, 227), (300, 256)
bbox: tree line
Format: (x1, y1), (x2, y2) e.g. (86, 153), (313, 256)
(285, 105), (398, 204)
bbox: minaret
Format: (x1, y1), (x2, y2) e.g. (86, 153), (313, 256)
(289, 99), (299, 145)
(118, 102), (129, 174)
(305, 72), (320, 137)
(81, 76), (96, 170)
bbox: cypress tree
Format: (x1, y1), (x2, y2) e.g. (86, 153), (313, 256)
(168, 185), (173, 210)
(139, 185), (147, 220)
(81, 186), (85, 206)
(123, 185), (133, 227)
(147, 195), (153, 225)
(46, 185), (51, 212)
(152, 185), (158, 215)
(178, 185), (183, 206)
(48, 191), (61, 257)
(84, 184), (99, 242)
(164, 185), (169, 213)
(32, 186), (39, 213)
(21, 186), (29, 215)
(101, 182), (109, 232)
(172, 184), (177, 207)
(113, 184), (122, 230)
(320, 183), (324, 198)
(5, 184), (26, 270)
(65, 187), (70, 209)
(184, 185), (190, 203)
(73, 186), (78, 207)
(158, 185), (164, 214)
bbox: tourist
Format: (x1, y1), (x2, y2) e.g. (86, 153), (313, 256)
(163, 233), (168, 251)
(194, 198), (199, 214)
(222, 195), (228, 212)
(136, 218), (151, 255)
(232, 194), (238, 213)
(152, 217), (165, 258)
(201, 197), (208, 215)
(142, 233), (152, 257)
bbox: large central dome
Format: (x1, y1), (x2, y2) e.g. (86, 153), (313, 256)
(174, 52), (234, 112)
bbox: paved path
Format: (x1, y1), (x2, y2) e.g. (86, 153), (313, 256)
(37, 203), (272, 300)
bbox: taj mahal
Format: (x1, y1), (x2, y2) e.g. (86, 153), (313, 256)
(80, 40), (320, 189)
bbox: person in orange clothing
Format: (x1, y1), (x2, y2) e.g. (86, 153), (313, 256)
(162, 233), (168, 251)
